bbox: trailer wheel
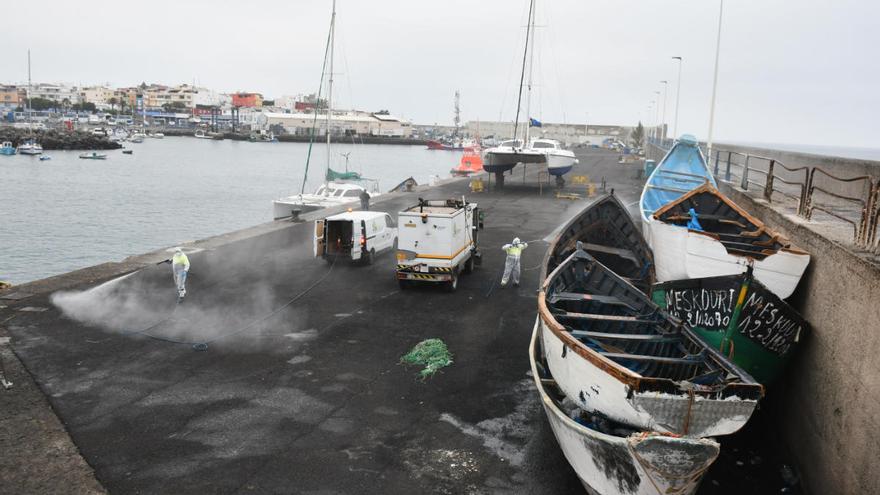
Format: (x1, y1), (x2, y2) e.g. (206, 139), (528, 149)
(445, 273), (458, 292)
(463, 255), (475, 274)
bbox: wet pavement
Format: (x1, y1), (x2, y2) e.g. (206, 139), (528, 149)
(1, 148), (801, 494)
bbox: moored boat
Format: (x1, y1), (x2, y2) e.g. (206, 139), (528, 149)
(122, 150), (133, 155)
(651, 270), (807, 384)
(648, 183), (809, 299)
(538, 248), (763, 437)
(17, 138), (43, 155)
(0, 141), (16, 155)
(529, 318), (720, 495)
(39, 155), (51, 161)
(79, 152), (107, 160)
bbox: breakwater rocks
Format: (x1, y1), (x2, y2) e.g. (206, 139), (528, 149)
(0, 128), (121, 150)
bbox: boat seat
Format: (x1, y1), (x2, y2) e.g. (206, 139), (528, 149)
(570, 330), (679, 343)
(644, 184), (694, 194)
(655, 169), (710, 181)
(601, 352), (706, 366)
(551, 292), (636, 309)
(554, 311), (659, 324)
(580, 243), (639, 264)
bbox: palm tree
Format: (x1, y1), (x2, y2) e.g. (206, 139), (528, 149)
(108, 97), (118, 112)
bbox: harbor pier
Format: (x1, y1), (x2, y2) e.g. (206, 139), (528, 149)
(2, 146), (877, 493)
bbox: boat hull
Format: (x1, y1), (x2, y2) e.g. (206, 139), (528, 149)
(645, 219), (810, 299)
(530, 319), (719, 495)
(482, 147), (546, 174)
(539, 316), (758, 438)
(651, 274), (807, 384)
(546, 150), (578, 176)
(272, 199), (329, 220)
(0, 149), (15, 156)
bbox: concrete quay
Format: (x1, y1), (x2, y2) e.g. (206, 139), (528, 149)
(2, 149), (800, 494)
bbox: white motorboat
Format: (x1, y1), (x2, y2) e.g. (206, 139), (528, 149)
(130, 133), (145, 143)
(17, 138), (43, 155)
(273, 181), (380, 220)
(194, 129), (211, 139)
(151, 132), (164, 139)
(529, 318), (720, 495)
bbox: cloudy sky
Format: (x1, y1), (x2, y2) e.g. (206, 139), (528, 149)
(4, 0), (877, 147)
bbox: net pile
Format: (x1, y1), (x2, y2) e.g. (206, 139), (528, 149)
(400, 338), (453, 379)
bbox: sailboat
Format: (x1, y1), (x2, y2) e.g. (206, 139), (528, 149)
(272, 0), (379, 220)
(482, 0), (577, 187)
(17, 50), (43, 156)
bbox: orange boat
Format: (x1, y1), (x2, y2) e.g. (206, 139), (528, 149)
(451, 150), (484, 175)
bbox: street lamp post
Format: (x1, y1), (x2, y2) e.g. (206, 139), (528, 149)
(659, 81), (668, 143)
(672, 56), (682, 140)
(653, 91), (661, 143)
(706, 0), (724, 166)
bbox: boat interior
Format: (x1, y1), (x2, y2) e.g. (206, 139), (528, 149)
(653, 184), (795, 259)
(544, 250), (740, 386)
(545, 194), (654, 293)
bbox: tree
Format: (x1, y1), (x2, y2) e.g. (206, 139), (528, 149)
(630, 121), (645, 148)
(108, 97), (118, 111)
(29, 97), (57, 111)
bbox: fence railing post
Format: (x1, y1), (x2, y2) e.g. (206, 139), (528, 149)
(725, 152), (732, 182)
(764, 159), (775, 202)
(740, 155), (750, 190)
(714, 150), (720, 176)
(804, 169), (814, 220)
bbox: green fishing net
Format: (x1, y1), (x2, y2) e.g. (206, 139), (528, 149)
(400, 338), (453, 379)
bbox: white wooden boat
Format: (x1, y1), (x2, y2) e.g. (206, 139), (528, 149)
(530, 318), (720, 495)
(639, 135), (809, 299)
(647, 183), (809, 299)
(538, 247), (764, 437)
(273, 181), (380, 219)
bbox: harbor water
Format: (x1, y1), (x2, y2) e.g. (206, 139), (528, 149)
(1, 137), (457, 284)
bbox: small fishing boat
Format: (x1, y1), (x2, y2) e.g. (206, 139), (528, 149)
(129, 133), (145, 143)
(39, 155), (51, 161)
(543, 193), (654, 293)
(639, 134), (714, 223)
(649, 183), (809, 299)
(450, 150), (484, 175)
(538, 248), (763, 437)
(79, 152), (107, 160)
(0, 141), (16, 155)
(122, 150), (133, 155)
(651, 269), (807, 384)
(427, 138), (477, 152)
(529, 318), (720, 495)
(194, 129), (211, 139)
(151, 132), (164, 139)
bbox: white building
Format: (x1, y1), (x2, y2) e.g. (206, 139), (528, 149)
(30, 83), (80, 105)
(464, 120), (632, 146)
(79, 86), (115, 109)
(249, 110), (410, 137)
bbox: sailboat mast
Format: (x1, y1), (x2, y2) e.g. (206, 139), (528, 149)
(27, 49), (32, 130)
(523, 0), (536, 146)
(325, 0), (336, 175)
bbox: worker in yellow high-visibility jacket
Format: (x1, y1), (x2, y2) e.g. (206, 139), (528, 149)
(171, 248), (190, 302)
(501, 237), (528, 287)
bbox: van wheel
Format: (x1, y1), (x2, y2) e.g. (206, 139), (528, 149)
(463, 255), (475, 274)
(445, 273), (458, 292)
(364, 248), (375, 265)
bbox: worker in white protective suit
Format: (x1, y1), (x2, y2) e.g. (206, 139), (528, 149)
(171, 248), (190, 302)
(501, 237), (528, 287)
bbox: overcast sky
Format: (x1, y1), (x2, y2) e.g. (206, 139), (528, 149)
(4, 0), (877, 147)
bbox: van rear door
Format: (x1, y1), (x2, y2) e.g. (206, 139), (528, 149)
(314, 220), (325, 257)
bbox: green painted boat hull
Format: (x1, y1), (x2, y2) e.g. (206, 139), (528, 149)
(651, 274), (807, 385)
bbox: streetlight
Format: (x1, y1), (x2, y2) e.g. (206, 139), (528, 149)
(706, 0), (724, 166)
(659, 81), (668, 142)
(654, 91), (661, 142)
(672, 56), (682, 139)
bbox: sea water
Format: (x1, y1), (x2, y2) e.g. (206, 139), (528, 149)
(1, 137), (459, 284)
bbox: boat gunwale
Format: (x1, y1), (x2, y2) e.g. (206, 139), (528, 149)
(651, 183), (809, 257)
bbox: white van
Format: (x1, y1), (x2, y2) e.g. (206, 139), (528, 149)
(314, 211), (398, 264)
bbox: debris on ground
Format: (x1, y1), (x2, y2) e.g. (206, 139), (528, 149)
(400, 338), (453, 379)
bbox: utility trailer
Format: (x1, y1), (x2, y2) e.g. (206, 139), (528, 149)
(395, 198), (481, 291)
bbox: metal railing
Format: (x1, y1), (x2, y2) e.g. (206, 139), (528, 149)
(711, 149), (880, 250)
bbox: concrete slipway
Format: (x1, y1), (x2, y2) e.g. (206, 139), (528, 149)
(0, 149), (796, 494)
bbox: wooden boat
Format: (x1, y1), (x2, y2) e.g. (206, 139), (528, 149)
(543, 193), (654, 293)
(538, 248), (764, 437)
(79, 152), (107, 160)
(651, 269), (807, 385)
(122, 150), (133, 155)
(648, 183), (809, 299)
(529, 318), (720, 495)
